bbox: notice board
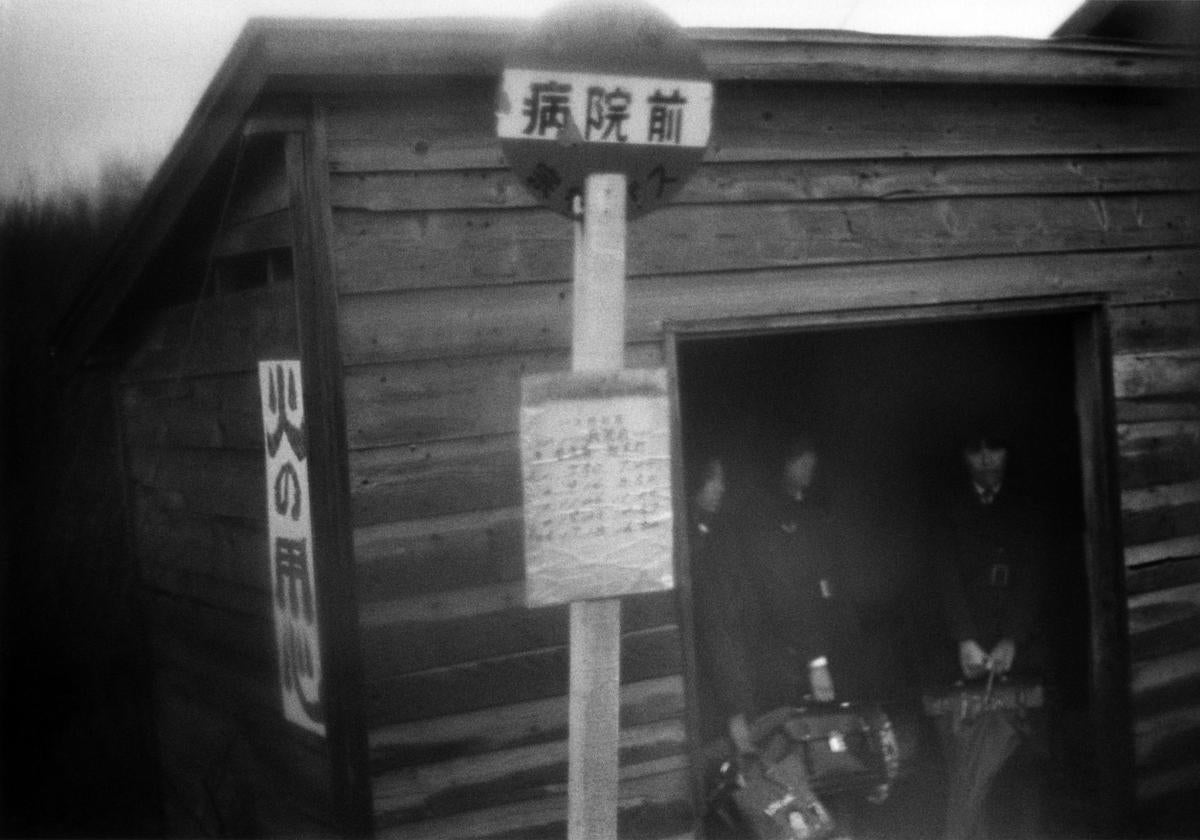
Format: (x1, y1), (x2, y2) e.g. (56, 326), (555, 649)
(520, 369), (674, 607)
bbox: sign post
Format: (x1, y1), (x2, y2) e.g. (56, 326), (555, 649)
(569, 173), (625, 839)
(498, 4), (710, 836)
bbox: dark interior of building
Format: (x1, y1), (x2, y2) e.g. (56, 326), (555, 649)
(677, 311), (1101, 837)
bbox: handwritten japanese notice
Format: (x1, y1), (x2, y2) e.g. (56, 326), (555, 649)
(258, 360), (325, 736)
(520, 369), (674, 607)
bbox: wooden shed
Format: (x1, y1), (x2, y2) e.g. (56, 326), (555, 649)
(53, 16), (1200, 839)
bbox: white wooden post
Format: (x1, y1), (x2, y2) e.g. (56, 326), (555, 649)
(572, 173), (626, 372)
(567, 172), (626, 840)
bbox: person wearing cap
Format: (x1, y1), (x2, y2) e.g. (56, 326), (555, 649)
(936, 436), (1048, 683)
(933, 434), (1053, 839)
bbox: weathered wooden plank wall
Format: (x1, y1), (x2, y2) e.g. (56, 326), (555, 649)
(1112, 298), (1200, 811)
(324, 75), (1199, 837)
(117, 139), (341, 835)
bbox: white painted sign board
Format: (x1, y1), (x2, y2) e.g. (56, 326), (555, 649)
(497, 70), (712, 148)
(496, 1), (712, 218)
(521, 369), (674, 607)
(259, 360), (325, 736)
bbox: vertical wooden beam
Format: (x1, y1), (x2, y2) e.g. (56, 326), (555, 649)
(286, 103), (372, 837)
(664, 328), (707, 836)
(568, 173), (626, 840)
(1074, 306), (1134, 834)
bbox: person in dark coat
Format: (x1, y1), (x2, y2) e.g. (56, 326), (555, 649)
(697, 435), (866, 753)
(936, 436), (1049, 684)
(933, 435), (1052, 840)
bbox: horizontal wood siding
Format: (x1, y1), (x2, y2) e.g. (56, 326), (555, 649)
(121, 140), (338, 834)
(359, 588), (676, 679)
(325, 76), (1200, 835)
(329, 155), (1200, 213)
(332, 193), (1198, 293)
(325, 81), (1198, 174)
(334, 249), (1200, 367)
(1114, 301), (1200, 811)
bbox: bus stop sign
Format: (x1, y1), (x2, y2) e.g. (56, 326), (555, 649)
(496, 1), (713, 219)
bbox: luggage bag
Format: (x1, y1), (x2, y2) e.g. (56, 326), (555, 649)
(752, 701), (902, 797)
(707, 701), (903, 839)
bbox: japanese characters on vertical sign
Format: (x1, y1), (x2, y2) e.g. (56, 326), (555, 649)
(258, 360), (325, 736)
(521, 369), (674, 607)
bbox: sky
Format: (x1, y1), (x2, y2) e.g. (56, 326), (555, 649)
(0, 0), (1085, 197)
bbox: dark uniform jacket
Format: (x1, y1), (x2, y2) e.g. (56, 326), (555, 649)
(688, 508), (729, 741)
(934, 485), (1050, 680)
(693, 489), (865, 731)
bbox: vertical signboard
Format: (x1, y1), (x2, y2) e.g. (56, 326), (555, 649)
(259, 360), (326, 736)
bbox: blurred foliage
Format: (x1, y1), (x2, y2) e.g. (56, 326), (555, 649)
(0, 156), (150, 541)
(1, 157), (149, 322)
(1, 158), (164, 837)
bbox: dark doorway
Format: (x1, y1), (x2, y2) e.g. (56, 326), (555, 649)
(675, 308), (1113, 838)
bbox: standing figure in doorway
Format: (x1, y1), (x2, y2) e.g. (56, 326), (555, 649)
(933, 434), (1053, 840)
(700, 435), (866, 754)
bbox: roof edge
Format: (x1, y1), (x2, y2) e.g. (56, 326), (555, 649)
(52, 17), (1200, 371)
(248, 18), (1200, 90)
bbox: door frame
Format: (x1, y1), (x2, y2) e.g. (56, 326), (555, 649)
(665, 293), (1131, 834)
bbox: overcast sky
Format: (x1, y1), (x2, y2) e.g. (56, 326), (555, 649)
(1, 0), (1084, 197)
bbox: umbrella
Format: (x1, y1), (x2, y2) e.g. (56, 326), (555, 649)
(940, 671), (1023, 840)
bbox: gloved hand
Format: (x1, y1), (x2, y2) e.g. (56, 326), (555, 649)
(959, 639), (990, 679)
(989, 638), (1016, 674)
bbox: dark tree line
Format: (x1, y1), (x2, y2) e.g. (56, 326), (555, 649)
(1, 161), (163, 837)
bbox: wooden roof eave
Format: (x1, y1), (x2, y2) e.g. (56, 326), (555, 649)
(699, 37), (1200, 87)
(253, 20), (1200, 88)
(51, 18), (1200, 373)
